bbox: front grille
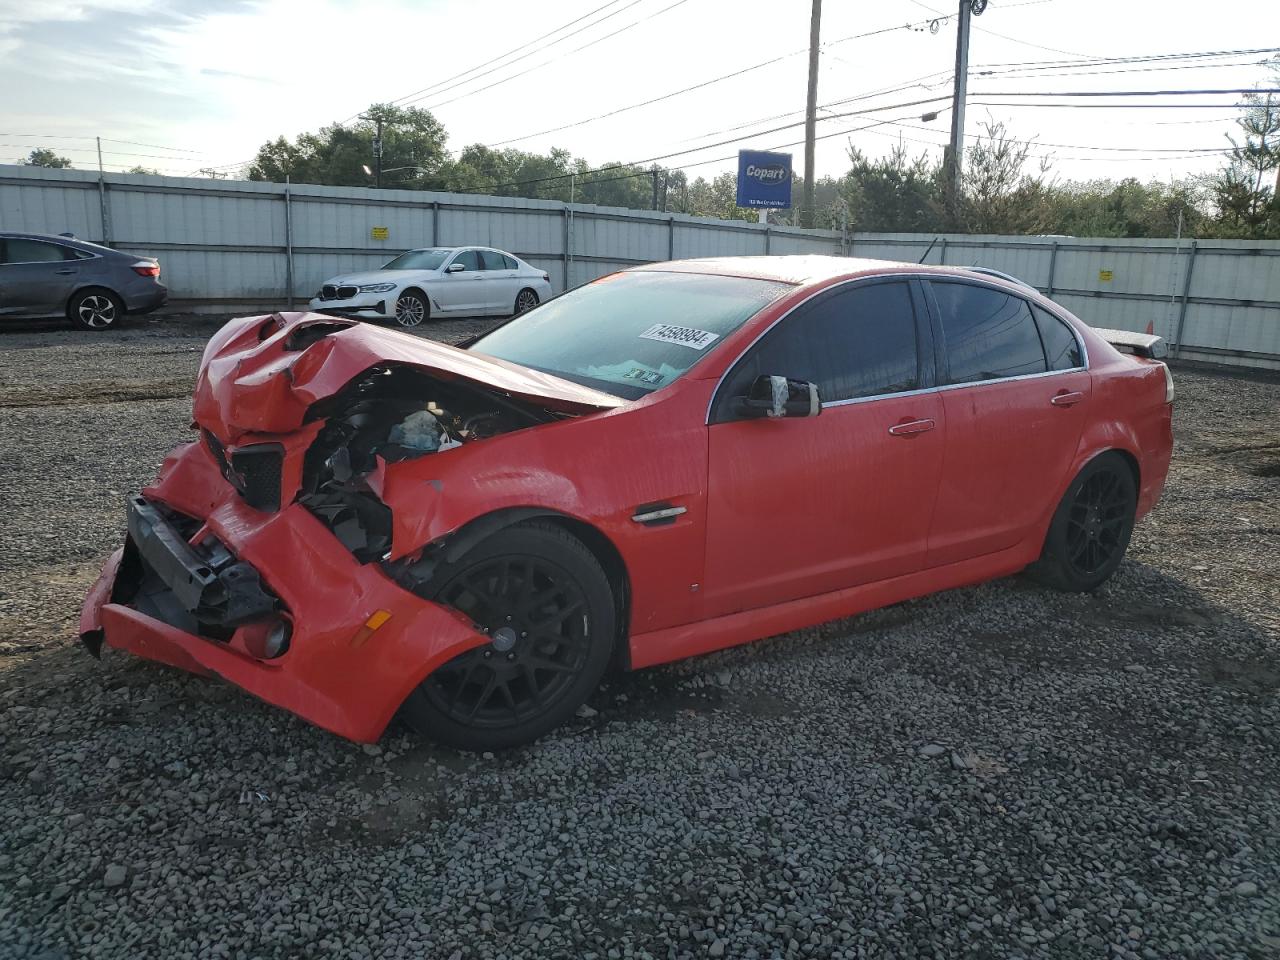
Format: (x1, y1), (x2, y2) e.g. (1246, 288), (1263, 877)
(203, 431), (283, 512)
(320, 284), (338, 300)
(337, 285), (358, 299)
(231, 446), (283, 512)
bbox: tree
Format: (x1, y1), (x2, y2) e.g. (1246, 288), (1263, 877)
(958, 120), (1055, 234)
(247, 104), (449, 187)
(24, 148), (72, 168)
(1207, 86), (1279, 237)
(126, 165), (160, 176)
(839, 143), (943, 233)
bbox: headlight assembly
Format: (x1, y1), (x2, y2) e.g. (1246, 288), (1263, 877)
(358, 282), (398, 293)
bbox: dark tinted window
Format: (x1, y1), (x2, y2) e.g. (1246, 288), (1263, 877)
(480, 250), (507, 270)
(452, 250), (482, 271)
(502, 254), (518, 269)
(719, 281), (919, 413)
(1032, 305), (1082, 370)
(932, 281), (1047, 383)
(3, 239), (69, 264)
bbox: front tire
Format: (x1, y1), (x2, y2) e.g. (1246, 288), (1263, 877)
(69, 289), (124, 330)
(400, 521), (615, 751)
(513, 288), (539, 315)
(394, 290), (429, 327)
(1028, 452), (1137, 592)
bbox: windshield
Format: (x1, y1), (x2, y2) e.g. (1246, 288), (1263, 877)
(382, 248), (452, 271)
(468, 270), (792, 399)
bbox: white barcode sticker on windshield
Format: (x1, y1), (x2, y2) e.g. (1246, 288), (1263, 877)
(638, 324), (719, 351)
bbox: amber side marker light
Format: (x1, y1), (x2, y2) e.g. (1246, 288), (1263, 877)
(351, 610), (393, 648)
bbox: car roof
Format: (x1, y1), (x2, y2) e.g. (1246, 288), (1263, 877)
(0, 231), (121, 255)
(632, 255), (919, 285)
(631, 255), (1040, 289)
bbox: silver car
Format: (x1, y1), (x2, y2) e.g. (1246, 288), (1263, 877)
(0, 231), (167, 330)
(309, 246), (554, 327)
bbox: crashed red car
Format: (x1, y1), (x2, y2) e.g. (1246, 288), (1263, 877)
(81, 256), (1174, 750)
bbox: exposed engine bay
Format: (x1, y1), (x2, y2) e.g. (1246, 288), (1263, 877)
(297, 364), (561, 561)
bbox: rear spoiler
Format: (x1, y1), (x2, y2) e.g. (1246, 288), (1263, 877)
(1092, 327), (1168, 360)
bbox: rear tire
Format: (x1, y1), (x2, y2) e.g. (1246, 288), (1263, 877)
(394, 290), (429, 327)
(513, 288), (539, 315)
(400, 521), (615, 751)
(1027, 452), (1137, 592)
(69, 289), (124, 331)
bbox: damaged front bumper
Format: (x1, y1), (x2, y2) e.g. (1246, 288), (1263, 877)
(79, 440), (488, 743)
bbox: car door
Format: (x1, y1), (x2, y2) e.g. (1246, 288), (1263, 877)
(0, 238), (81, 317)
(434, 249), (487, 314)
(923, 279), (1092, 568)
(479, 249), (519, 315)
(702, 278), (945, 619)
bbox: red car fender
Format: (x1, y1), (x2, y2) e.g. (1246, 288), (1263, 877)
(378, 380), (717, 638)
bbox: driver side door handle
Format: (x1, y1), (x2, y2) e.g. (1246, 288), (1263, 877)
(888, 418), (936, 437)
(1050, 391), (1085, 407)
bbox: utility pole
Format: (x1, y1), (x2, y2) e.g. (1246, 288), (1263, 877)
(946, 1), (988, 211)
(801, 0), (822, 228)
(373, 118), (384, 189)
(651, 169), (660, 210)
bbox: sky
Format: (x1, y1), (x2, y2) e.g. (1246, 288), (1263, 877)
(0, 0), (1275, 190)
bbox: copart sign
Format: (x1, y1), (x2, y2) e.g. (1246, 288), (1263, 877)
(736, 150), (793, 209)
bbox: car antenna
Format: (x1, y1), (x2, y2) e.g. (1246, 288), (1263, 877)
(917, 236), (939, 264)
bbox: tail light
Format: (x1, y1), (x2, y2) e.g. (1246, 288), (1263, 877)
(1162, 363), (1174, 403)
(132, 260), (160, 277)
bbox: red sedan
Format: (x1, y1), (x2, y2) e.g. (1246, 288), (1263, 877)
(80, 257), (1174, 750)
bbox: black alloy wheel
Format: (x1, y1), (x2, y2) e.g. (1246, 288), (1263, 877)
(401, 522), (615, 750)
(1028, 452), (1137, 592)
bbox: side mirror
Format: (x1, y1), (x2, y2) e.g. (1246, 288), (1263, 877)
(445, 262), (465, 273)
(733, 375), (822, 420)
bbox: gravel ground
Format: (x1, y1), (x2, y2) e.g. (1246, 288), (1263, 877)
(1, 314), (1278, 960)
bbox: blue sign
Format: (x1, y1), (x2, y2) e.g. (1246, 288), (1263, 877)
(736, 150), (793, 209)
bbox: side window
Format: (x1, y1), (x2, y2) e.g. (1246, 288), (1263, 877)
(932, 281), (1047, 383)
(479, 250), (508, 270)
(502, 254), (518, 270)
(452, 250), (482, 271)
(2, 239), (68, 264)
(717, 281), (919, 419)
(1032, 305), (1083, 371)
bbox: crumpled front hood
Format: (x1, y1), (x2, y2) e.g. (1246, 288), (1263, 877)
(319, 269), (428, 287)
(194, 312), (625, 441)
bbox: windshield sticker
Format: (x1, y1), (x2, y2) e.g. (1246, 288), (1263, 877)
(638, 323), (720, 351)
(623, 367), (666, 385)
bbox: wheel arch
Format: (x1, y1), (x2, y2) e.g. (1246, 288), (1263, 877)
(406, 506), (633, 669)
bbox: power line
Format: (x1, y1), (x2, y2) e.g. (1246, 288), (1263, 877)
(406, 0), (692, 112)
(379, 0), (635, 111)
(485, 12), (957, 148)
(456, 97), (952, 195)
(968, 86), (1280, 98)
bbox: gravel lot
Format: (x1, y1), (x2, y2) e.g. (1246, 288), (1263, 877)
(1, 314), (1278, 959)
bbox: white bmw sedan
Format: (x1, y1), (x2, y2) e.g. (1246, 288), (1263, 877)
(309, 246), (553, 327)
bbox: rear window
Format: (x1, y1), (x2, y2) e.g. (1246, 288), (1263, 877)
(382, 248), (451, 271)
(1032, 305), (1083, 370)
(470, 271), (793, 399)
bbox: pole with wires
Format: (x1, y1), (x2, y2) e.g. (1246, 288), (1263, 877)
(946, 1), (989, 215)
(801, 0), (822, 228)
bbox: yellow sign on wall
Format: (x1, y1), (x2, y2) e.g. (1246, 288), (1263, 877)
(371, 226), (389, 240)
(1098, 269), (1113, 282)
